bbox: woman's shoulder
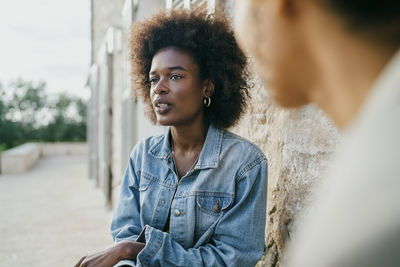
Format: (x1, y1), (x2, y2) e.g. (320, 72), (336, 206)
(221, 130), (267, 162)
(142, 133), (166, 147)
(130, 133), (167, 158)
(217, 130), (267, 182)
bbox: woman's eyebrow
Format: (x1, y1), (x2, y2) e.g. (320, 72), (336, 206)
(149, 65), (188, 76)
(168, 66), (187, 71)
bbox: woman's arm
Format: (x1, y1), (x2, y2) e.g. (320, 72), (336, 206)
(136, 158), (268, 267)
(74, 241), (145, 267)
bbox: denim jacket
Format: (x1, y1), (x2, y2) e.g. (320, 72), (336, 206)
(111, 124), (268, 267)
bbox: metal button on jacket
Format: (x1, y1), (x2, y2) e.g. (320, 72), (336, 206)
(174, 209), (180, 216)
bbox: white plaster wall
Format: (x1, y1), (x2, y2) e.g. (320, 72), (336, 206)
(111, 0), (167, 207)
(133, 0), (167, 142)
(111, 27), (125, 196)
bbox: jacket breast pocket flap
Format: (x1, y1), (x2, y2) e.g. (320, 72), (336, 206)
(138, 172), (156, 191)
(196, 194), (233, 215)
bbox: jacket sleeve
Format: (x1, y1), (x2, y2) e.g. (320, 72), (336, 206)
(136, 157), (268, 267)
(110, 147), (143, 267)
(110, 151), (142, 243)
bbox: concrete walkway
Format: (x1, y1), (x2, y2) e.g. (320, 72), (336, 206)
(0, 155), (113, 267)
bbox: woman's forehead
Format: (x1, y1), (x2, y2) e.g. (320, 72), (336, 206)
(150, 47), (198, 74)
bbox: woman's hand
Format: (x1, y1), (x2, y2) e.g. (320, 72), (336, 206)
(74, 241), (145, 267)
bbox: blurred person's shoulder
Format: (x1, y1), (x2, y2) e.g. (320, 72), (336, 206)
(285, 50), (400, 267)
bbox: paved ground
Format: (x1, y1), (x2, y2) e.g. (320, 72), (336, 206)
(0, 155), (113, 267)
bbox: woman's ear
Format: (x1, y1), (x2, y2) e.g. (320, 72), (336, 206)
(203, 79), (215, 97)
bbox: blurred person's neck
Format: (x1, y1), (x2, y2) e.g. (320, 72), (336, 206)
(302, 2), (398, 129)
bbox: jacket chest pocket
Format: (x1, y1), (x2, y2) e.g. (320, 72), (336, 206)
(195, 193), (233, 239)
(138, 172), (157, 208)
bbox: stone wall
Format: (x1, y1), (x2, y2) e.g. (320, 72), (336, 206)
(231, 64), (339, 266)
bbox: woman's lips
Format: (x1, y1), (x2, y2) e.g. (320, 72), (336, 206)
(154, 101), (172, 114)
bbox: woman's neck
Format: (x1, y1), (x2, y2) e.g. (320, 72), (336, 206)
(171, 120), (209, 153)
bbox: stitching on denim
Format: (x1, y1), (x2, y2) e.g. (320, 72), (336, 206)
(236, 157), (267, 183)
(174, 191), (235, 198)
(148, 135), (167, 158)
(138, 170), (176, 189)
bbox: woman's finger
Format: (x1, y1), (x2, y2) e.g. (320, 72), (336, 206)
(74, 255), (87, 267)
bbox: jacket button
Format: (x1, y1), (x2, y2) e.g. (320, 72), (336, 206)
(213, 200), (220, 212)
(174, 209), (180, 216)
(161, 200), (166, 204)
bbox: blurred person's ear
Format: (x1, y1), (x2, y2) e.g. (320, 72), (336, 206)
(233, 0), (318, 108)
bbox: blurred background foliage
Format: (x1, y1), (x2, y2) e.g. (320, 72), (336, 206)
(0, 79), (87, 152)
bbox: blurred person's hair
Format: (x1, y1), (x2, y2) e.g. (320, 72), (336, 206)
(130, 8), (250, 129)
(319, 0), (400, 44)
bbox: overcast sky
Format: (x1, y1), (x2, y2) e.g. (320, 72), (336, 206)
(0, 0), (90, 98)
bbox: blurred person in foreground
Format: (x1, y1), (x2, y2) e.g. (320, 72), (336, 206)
(234, 0), (400, 266)
(75, 8), (268, 267)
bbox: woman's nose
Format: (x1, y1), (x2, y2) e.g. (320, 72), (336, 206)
(153, 79), (169, 95)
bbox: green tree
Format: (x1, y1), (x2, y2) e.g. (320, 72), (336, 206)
(6, 79), (47, 127)
(0, 79), (87, 150)
(42, 93), (87, 142)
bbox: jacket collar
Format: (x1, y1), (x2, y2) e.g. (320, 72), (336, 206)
(148, 124), (223, 169)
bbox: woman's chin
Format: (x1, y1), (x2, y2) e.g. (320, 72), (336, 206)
(157, 120), (169, 126)
(156, 117), (173, 126)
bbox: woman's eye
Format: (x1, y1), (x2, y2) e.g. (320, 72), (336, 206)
(170, 74), (182, 80)
(149, 77), (159, 84)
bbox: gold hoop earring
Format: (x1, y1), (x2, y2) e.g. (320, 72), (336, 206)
(203, 96), (211, 107)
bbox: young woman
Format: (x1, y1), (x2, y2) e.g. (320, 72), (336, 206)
(75, 9), (268, 267)
(234, 0), (400, 266)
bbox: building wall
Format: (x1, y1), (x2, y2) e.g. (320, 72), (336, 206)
(90, 0), (126, 206)
(110, 0), (166, 206)
(91, 0), (126, 65)
(90, 0), (165, 207)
